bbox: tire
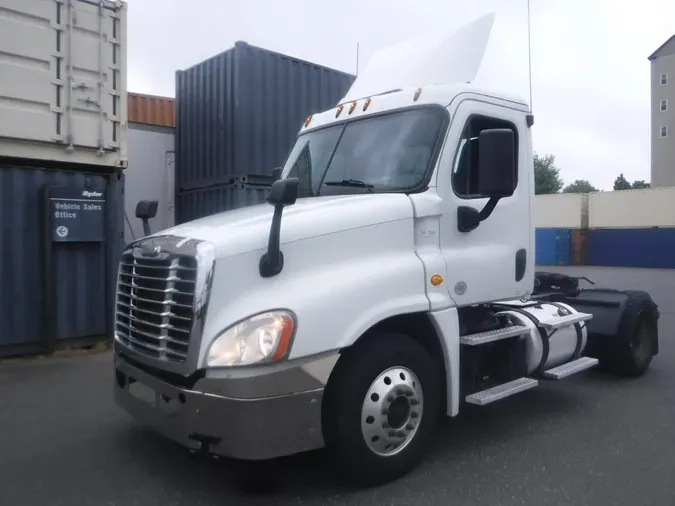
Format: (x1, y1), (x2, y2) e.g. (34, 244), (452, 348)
(599, 290), (658, 377)
(322, 331), (443, 486)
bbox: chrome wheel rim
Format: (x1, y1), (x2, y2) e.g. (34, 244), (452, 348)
(360, 366), (424, 457)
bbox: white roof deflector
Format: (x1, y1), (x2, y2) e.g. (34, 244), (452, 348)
(340, 12), (496, 104)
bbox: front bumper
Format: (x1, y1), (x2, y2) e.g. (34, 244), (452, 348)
(114, 355), (328, 460)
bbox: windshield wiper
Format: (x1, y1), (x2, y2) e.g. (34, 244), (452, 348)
(324, 179), (374, 193)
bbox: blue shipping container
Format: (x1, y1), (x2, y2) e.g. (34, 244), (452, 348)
(0, 164), (124, 356)
(587, 228), (675, 268)
(535, 228), (572, 266)
(175, 41), (356, 197)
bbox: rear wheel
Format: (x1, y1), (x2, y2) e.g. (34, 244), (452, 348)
(599, 290), (658, 377)
(322, 332), (442, 486)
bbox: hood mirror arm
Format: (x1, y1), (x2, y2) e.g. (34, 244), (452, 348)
(259, 178), (299, 278)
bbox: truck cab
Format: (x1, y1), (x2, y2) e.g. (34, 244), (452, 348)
(113, 14), (659, 486)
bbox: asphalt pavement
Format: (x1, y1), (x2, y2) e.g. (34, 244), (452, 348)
(1, 267), (674, 506)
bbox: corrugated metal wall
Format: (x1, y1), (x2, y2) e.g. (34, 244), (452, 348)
(534, 187), (675, 268)
(175, 41), (355, 222)
(124, 124), (175, 242)
(535, 228), (572, 266)
(587, 228), (675, 268)
(589, 187), (675, 228)
(534, 193), (587, 228)
(128, 93), (175, 128)
(176, 181), (270, 224)
(0, 164), (124, 356)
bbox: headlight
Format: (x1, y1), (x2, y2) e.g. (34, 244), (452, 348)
(205, 310), (295, 367)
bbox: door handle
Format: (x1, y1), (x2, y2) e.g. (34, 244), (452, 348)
(515, 248), (527, 281)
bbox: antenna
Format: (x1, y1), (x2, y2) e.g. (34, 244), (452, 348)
(356, 41), (360, 76)
(526, 0), (533, 113)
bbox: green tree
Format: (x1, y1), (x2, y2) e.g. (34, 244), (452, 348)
(613, 173), (632, 190)
(631, 180), (650, 189)
(534, 152), (564, 194)
(563, 179), (598, 193)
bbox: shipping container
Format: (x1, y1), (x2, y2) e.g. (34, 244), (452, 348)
(175, 41), (355, 197)
(0, 163), (124, 357)
(176, 181), (270, 225)
(124, 123), (175, 242)
(535, 228), (572, 266)
(128, 92), (175, 128)
(587, 228), (675, 268)
(534, 193), (586, 229)
(571, 229), (588, 266)
(589, 187), (675, 228)
(0, 0), (128, 168)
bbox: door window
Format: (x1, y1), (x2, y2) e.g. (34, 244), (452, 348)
(452, 115), (519, 199)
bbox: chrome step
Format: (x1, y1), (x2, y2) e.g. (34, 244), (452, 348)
(541, 356), (599, 380)
(538, 312), (593, 331)
(465, 377), (539, 406)
(459, 325), (529, 346)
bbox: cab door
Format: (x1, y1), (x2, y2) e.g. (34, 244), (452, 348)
(435, 98), (534, 305)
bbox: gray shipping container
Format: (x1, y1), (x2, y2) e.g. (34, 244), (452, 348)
(0, 163), (124, 356)
(175, 41), (355, 220)
(175, 179), (271, 225)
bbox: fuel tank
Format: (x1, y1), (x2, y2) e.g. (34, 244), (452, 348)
(496, 302), (589, 375)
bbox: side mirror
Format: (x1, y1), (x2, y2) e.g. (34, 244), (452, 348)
(477, 128), (516, 198)
(268, 177), (299, 206)
(272, 167), (283, 181)
(135, 199), (158, 237)
(260, 177), (300, 278)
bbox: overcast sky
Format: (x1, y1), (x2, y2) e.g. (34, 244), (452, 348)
(127, 0), (673, 190)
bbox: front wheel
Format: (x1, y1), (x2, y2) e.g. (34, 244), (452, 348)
(322, 332), (443, 486)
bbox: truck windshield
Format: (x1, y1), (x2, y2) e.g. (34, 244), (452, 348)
(282, 107), (446, 197)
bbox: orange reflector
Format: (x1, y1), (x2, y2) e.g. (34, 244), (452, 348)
(363, 98), (371, 111)
(413, 88), (422, 101)
(304, 115), (312, 127)
(271, 314), (295, 361)
(336, 105), (344, 118)
(349, 101), (357, 114)
(431, 274), (443, 286)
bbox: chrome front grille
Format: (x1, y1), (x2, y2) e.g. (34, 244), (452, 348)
(115, 237), (203, 363)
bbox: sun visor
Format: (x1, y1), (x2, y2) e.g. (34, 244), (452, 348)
(340, 12), (496, 104)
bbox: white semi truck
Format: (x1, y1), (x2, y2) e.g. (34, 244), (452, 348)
(113, 14), (660, 485)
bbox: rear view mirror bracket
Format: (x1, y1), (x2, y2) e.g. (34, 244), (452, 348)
(457, 197), (500, 233)
(259, 178), (300, 278)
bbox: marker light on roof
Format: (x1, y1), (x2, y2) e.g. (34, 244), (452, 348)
(363, 98), (371, 111)
(413, 88), (422, 101)
(348, 101), (357, 114)
(304, 115), (312, 127)
(335, 105), (344, 118)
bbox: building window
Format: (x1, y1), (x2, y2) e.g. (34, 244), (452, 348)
(661, 126), (668, 138)
(661, 99), (668, 112)
(661, 73), (669, 85)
